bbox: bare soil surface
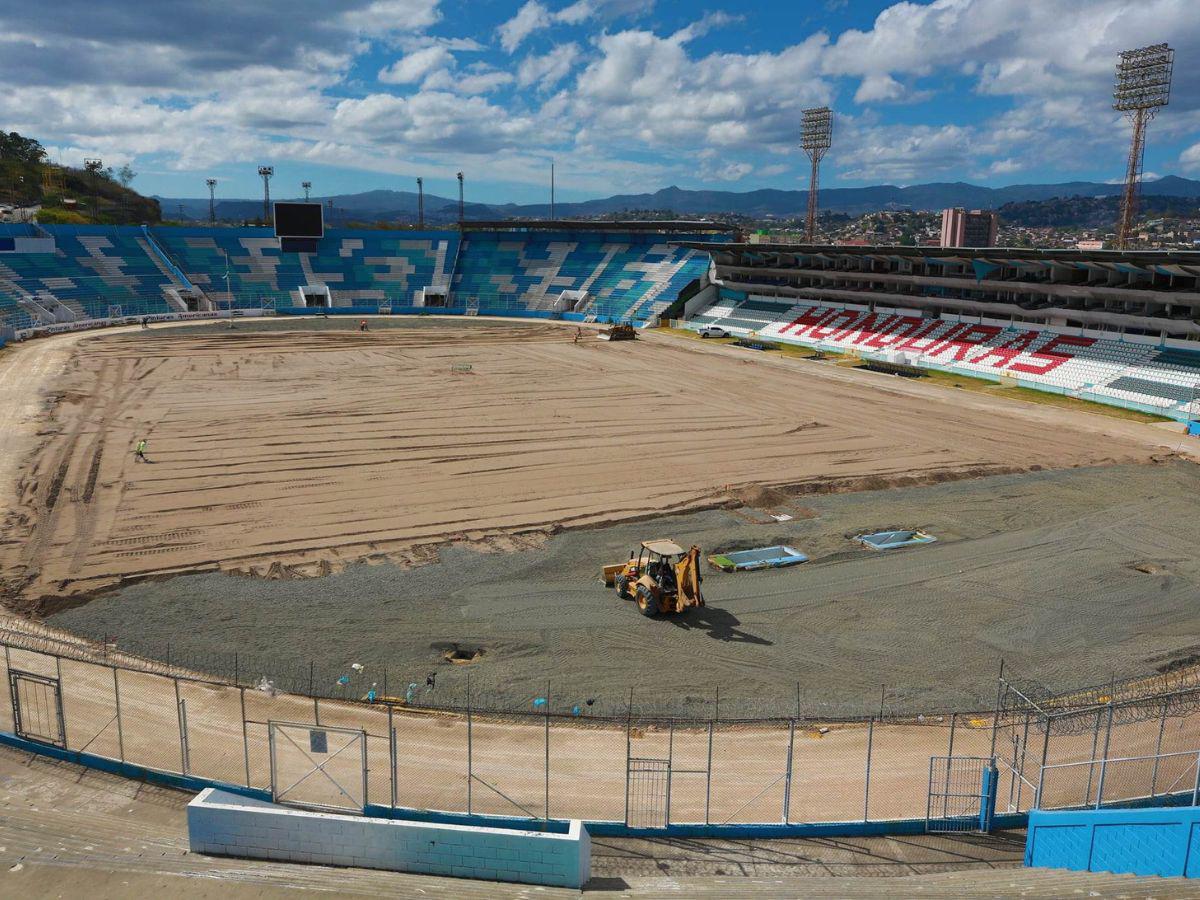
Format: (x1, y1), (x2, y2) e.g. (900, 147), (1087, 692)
(47, 461), (1200, 718)
(0, 317), (1176, 610)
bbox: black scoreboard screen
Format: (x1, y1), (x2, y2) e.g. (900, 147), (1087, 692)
(273, 202), (324, 238)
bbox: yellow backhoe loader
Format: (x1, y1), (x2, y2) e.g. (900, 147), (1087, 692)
(602, 539), (704, 617)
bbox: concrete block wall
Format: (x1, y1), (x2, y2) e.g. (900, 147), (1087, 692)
(187, 789), (590, 888)
(1026, 805), (1200, 878)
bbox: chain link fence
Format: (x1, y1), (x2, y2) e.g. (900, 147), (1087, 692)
(3, 626), (1199, 828)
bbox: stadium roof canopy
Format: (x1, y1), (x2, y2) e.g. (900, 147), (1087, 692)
(670, 240), (1200, 265)
(461, 219), (737, 234)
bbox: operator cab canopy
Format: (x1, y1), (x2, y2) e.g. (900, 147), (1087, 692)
(642, 539), (686, 557)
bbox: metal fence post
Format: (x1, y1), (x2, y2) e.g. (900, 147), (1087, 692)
(863, 717), (874, 823)
(783, 719), (795, 825)
(1151, 698), (1168, 797)
(268, 719), (277, 800)
(705, 719), (714, 826)
(1094, 703), (1115, 810)
(240, 686), (251, 788)
(1038, 714), (1052, 808)
(112, 667), (125, 763)
(174, 679), (190, 776)
(989, 660), (1005, 760)
(388, 704), (397, 812)
(1193, 751), (1200, 807)
(544, 681), (550, 824)
(1013, 711), (1031, 812)
(665, 719), (674, 827)
(623, 688), (632, 827)
(466, 673), (473, 815)
(54, 654), (66, 748)
(1084, 708), (1102, 806)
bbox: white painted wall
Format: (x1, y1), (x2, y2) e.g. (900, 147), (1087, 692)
(187, 788), (590, 889)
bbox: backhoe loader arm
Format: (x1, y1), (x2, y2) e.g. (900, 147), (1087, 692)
(675, 546), (704, 609)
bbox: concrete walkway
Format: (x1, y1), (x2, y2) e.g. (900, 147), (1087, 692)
(1, 745), (1196, 898)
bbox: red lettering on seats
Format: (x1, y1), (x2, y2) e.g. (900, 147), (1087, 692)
(841, 313), (896, 345)
(927, 324), (1003, 362)
(967, 329), (1039, 367)
(1007, 334), (1095, 375)
(892, 319), (947, 353)
(810, 309), (861, 341)
(779, 306), (835, 336)
(923, 324), (969, 358)
(864, 316), (922, 349)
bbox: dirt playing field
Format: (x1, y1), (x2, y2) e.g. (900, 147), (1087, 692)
(49, 460), (1200, 716)
(0, 317), (1183, 613)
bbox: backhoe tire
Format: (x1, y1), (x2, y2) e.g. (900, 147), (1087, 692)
(636, 584), (658, 617)
(614, 574), (631, 600)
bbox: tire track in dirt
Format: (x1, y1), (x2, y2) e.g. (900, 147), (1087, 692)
(2, 320), (1186, 608)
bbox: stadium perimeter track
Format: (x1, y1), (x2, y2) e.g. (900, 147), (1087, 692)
(0, 316), (1199, 828)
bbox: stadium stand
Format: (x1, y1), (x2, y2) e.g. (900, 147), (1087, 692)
(151, 227), (459, 310)
(688, 291), (1200, 418)
(0, 224), (180, 330)
(450, 230), (712, 322)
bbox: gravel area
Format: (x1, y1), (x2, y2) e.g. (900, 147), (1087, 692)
(49, 461), (1200, 719)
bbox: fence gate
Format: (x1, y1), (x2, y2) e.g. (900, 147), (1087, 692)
(268, 721), (367, 814)
(627, 757), (671, 828)
(926, 755), (992, 833)
(9, 670), (66, 748)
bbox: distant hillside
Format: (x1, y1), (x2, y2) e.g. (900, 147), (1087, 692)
(157, 175), (1200, 225)
(998, 193), (1200, 228)
(159, 189), (475, 226)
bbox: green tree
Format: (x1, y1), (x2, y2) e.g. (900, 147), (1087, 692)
(0, 131), (47, 164)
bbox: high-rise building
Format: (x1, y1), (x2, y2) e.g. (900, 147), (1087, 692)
(940, 208), (999, 248)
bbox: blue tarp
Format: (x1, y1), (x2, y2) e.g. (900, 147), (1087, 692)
(708, 546), (808, 572)
(857, 530), (936, 551)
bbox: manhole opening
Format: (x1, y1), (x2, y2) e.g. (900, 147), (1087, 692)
(443, 644), (484, 664)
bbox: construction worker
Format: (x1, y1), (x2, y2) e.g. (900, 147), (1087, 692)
(134, 439), (148, 463)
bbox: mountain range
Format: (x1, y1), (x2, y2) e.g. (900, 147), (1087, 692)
(156, 175), (1200, 224)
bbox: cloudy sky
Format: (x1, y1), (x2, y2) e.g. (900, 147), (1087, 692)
(3, 0), (1199, 202)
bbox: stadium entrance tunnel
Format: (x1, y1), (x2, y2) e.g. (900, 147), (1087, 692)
(856, 530), (937, 551)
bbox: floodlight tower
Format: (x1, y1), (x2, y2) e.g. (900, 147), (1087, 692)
(416, 177), (424, 229)
(257, 165), (274, 224)
(301, 180), (312, 201)
(800, 107), (833, 243)
(1113, 44), (1173, 250)
(456, 171), (464, 222)
(205, 178), (217, 225)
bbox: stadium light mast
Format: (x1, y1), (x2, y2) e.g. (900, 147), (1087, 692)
(550, 160), (555, 221)
(205, 178), (217, 225)
(257, 165), (274, 224)
(800, 107), (833, 244)
(301, 180), (312, 202)
(1113, 44), (1173, 250)
(456, 171), (464, 223)
(84, 158), (103, 221)
(416, 177), (424, 229)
